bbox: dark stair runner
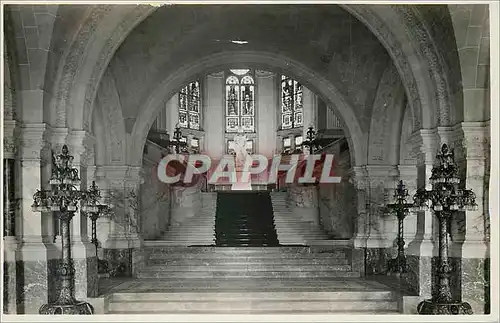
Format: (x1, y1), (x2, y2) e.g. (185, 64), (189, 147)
(215, 192), (280, 247)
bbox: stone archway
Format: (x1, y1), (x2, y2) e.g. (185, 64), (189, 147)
(124, 50), (366, 168)
(49, 5), (457, 146)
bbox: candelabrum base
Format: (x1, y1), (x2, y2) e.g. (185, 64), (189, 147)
(417, 299), (473, 315)
(39, 300), (94, 315)
(387, 255), (408, 275)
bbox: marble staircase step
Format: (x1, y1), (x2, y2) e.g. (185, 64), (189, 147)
(108, 299), (397, 313)
(110, 290), (395, 302)
(146, 251), (348, 259)
(137, 270), (361, 279)
(147, 258), (350, 265)
(141, 264), (352, 272)
(144, 246), (346, 254)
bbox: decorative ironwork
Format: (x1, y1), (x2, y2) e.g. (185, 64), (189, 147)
(84, 181), (113, 274)
(302, 126), (320, 154)
(169, 124), (188, 154)
(32, 145), (98, 315)
(412, 144), (477, 315)
(386, 180), (414, 275)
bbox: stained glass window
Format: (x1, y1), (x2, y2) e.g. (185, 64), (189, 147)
(281, 75), (303, 129)
(225, 70), (255, 132)
(178, 80), (201, 130)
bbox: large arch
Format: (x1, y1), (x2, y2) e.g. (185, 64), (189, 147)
(123, 50), (366, 167)
(49, 5), (457, 144)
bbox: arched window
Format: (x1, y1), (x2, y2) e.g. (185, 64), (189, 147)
(178, 80), (201, 130)
(225, 69), (255, 133)
(281, 75), (303, 129)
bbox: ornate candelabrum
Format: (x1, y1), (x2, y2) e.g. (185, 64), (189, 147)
(386, 180), (413, 275)
(171, 124), (187, 154)
(413, 144), (477, 315)
(32, 145), (100, 315)
(83, 181), (113, 275)
(302, 126), (318, 154)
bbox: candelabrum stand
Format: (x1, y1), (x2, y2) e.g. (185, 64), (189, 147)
(32, 145), (100, 315)
(413, 144), (477, 315)
(302, 126), (318, 154)
(84, 182), (113, 275)
(386, 180), (413, 275)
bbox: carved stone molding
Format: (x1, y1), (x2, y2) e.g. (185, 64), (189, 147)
(81, 5), (156, 130)
(393, 6), (452, 126)
(3, 120), (18, 158)
(255, 70), (276, 78)
(54, 5), (113, 127)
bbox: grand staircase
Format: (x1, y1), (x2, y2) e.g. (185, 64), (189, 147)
(106, 246), (401, 314)
(215, 192), (279, 247)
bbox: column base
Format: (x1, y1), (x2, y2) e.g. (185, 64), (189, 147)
(39, 300), (94, 315)
(417, 299), (473, 315)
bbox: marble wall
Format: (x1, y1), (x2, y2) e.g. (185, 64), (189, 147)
(318, 182), (356, 239)
(141, 144), (171, 239)
(103, 248), (132, 278)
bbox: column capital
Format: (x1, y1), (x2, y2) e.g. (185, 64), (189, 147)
(19, 123), (49, 160)
(418, 129), (439, 164)
(3, 120), (19, 158)
(125, 166), (145, 187)
(365, 165), (398, 187)
(348, 166), (368, 189)
(48, 127), (70, 153)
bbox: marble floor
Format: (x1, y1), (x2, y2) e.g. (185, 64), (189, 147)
(97, 276), (412, 314)
(99, 277), (402, 295)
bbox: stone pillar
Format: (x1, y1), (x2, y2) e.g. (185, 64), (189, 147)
(124, 167), (145, 276)
(405, 129), (439, 299)
(256, 70), (276, 158)
(66, 130), (98, 299)
(3, 119), (19, 314)
(363, 165), (398, 274)
(205, 72), (224, 159)
(166, 94), (179, 135)
(350, 166), (369, 247)
(103, 166), (133, 277)
(302, 87), (316, 136)
(349, 166), (368, 275)
(450, 122), (490, 314)
(17, 123), (59, 314)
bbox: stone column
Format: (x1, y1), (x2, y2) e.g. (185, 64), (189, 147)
(66, 130), (98, 299)
(3, 119), (19, 314)
(103, 166), (145, 277)
(17, 123), (59, 314)
(302, 87), (315, 136)
(405, 129), (439, 300)
(256, 70), (276, 158)
(205, 73), (224, 160)
(166, 94), (179, 135)
(349, 166), (368, 275)
(125, 167), (145, 276)
(363, 165), (398, 274)
(451, 122), (490, 314)
(350, 166), (369, 248)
